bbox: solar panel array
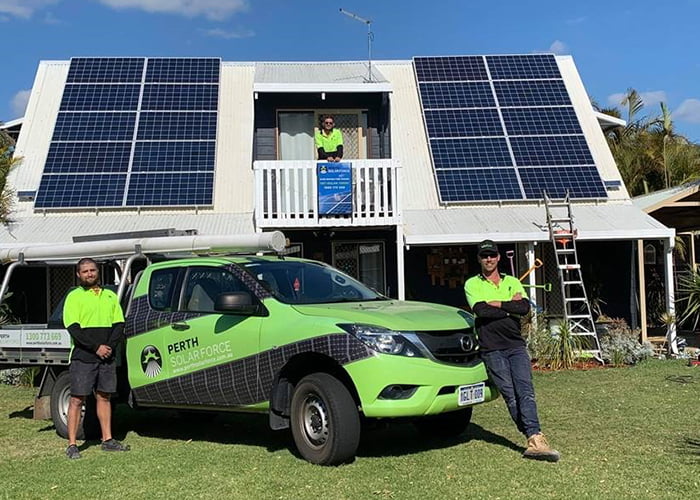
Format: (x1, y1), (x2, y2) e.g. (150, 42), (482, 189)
(35, 57), (220, 208)
(414, 54), (608, 202)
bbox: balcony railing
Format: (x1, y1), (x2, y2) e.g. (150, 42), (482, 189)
(254, 159), (401, 228)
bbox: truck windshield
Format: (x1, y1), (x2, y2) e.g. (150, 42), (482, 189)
(242, 260), (386, 305)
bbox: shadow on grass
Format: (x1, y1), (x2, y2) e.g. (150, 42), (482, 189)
(678, 437), (700, 458)
(9, 406), (33, 419)
(115, 407), (290, 452)
(358, 422), (522, 458)
(108, 406), (522, 460)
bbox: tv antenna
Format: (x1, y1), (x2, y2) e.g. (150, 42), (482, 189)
(339, 8), (374, 82)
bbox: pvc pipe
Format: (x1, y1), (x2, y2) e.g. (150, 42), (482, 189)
(0, 232), (287, 264)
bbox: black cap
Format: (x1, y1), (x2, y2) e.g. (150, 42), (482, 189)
(477, 239), (499, 256)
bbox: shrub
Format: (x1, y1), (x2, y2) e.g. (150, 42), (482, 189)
(599, 317), (654, 365)
(0, 367), (39, 386)
(539, 319), (583, 370)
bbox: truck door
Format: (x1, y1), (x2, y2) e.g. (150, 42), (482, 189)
(158, 265), (263, 407)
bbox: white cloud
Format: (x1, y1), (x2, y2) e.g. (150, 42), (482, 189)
(42, 11), (61, 24)
(0, 0), (58, 18)
(548, 40), (568, 55)
(607, 90), (667, 109)
(673, 99), (700, 124)
(202, 27), (254, 39)
(607, 93), (626, 107)
(10, 90), (31, 118)
(96, 0), (248, 20)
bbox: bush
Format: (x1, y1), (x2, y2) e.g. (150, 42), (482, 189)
(599, 317), (653, 365)
(0, 367), (39, 386)
(524, 314), (583, 370)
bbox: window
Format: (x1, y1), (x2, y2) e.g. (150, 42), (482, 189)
(148, 268), (180, 311)
(182, 267), (248, 312)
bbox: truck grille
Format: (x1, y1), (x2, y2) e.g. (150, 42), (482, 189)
(414, 328), (480, 365)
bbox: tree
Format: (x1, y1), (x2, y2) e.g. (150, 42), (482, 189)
(599, 89), (700, 196)
(0, 123), (20, 224)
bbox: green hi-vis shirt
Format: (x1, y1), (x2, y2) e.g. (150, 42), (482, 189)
(464, 273), (529, 352)
(314, 128), (343, 153)
(63, 286), (125, 363)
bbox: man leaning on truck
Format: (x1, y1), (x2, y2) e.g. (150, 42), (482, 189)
(63, 258), (129, 459)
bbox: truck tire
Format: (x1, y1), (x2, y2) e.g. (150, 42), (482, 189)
(414, 407), (473, 438)
(290, 373), (360, 465)
(50, 371), (100, 440)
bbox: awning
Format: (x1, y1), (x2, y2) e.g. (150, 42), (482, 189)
(0, 213), (256, 245)
(403, 202), (674, 246)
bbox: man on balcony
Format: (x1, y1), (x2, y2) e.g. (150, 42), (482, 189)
(315, 115), (344, 162)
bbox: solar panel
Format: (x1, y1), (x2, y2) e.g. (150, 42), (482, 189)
(502, 107), (582, 136)
(52, 112), (136, 141)
(137, 112), (217, 140)
(145, 58), (220, 83)
(36, 57), (220, 209)
(66, 58), (144, 83)
(34, 174), (126, 208)
(132, 142), (216, 172)
(141, 84), (219, 111)
(126, 172), (214, 206)
(60, 84), (141, 111)
(437, 169), (522, 201)
(414, 54), (607, 202)
(520, 166), (607, 198)
(44, 143), (132, 173)
(424, 109), (503, 138)
(485, 54), (561, 80)
(430, 138), (513, 168)
(414, 56), (487, 81)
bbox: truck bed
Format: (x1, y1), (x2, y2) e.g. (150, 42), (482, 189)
(0, 324), (71, 367)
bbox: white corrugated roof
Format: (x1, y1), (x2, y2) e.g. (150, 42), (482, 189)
(0, 213), (255, 245)
(404, 202), (674, 245)
(633, 180), (700, 212)
(254, 61), (391, 92)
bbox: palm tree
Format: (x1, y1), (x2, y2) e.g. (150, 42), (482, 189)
(601, 89), (700, 195)
(0, 123), (20, 224)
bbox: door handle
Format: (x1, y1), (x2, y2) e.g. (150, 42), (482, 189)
(171, 322), (190, 331)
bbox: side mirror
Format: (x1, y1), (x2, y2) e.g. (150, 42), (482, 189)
(215, 292), (259, 315)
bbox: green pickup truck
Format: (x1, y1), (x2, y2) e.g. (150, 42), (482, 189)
(2, 250), (497, 465)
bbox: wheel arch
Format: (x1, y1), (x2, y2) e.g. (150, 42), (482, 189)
(268, 352), (360, 430)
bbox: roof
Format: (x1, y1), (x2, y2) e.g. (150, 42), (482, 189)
(0, 212), (255, 245)
(403, 202), (674, 245)
(633, 180), (700, 232)
(253, 61), (391, 93)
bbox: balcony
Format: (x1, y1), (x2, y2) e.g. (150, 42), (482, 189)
(254, 159), (401, 228)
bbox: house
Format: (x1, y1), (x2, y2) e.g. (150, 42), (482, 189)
(1, 54), (675, 341)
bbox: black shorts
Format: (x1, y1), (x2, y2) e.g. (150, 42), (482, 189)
(69, 359), (117, 396)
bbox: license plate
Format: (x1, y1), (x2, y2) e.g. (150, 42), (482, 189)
(458, 382), (485, 406)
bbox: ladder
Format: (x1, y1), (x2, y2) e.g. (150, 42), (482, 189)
(543, 191), (603, 362)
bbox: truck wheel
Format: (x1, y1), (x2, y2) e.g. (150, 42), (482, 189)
(290, 373), (360, 465)
(414, 407), (473, 438)
(50, 371), (100, 440)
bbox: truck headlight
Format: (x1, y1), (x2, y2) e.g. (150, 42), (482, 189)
(338, 324), (424, 358)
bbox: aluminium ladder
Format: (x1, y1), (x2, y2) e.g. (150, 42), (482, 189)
(543, 191), (603, 362)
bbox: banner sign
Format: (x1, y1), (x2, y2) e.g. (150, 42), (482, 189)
(317, 162), (352, 215)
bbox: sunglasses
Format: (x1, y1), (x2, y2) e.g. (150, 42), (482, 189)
(324, 121), (334, 125)
(479, 253), (498, 259)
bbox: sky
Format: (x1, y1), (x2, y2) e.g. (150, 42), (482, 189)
(2, 0), (700, 142)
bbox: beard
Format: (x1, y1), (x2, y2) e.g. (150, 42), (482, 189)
(79, 276), (99, 288)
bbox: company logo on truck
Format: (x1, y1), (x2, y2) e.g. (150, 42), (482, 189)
(141, 345), (162, 378)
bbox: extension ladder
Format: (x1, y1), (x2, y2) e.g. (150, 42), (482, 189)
(543, 191), (603, 362)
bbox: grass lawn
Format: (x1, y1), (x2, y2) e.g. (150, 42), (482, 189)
(1, 359), (698, 499)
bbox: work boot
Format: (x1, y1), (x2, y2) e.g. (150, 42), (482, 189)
(523, 433), (560, 462)
(66, 444), (81, 459)
(101, 438), (130, 452)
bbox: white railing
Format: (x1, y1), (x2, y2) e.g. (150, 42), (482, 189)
(254, 159), (401, 228)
